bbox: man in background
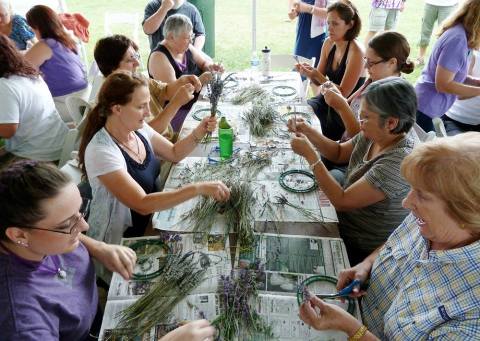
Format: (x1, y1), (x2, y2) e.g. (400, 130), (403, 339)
(143, 0), (205, 50)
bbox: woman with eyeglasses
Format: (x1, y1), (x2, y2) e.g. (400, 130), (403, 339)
(78, 72), (230, 251)
(93, 34), (203, 142)
(295, 1), (365, 144)
(0, 160), (216, 341)
(148, 14), (223, 131)
(289, 77), (418, 265)
(322, 31), (414, 141)
(24, 5), (88, 123)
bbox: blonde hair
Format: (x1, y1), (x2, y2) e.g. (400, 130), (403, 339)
(438, 0), (480, 49)
(401, 132), (480, 233)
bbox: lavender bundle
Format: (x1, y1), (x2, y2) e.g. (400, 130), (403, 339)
(231, 84), (269, 105)
(213, 266), (273, 341)
(242, 99), (279, 137)
(208, 72), (225, 118)
(181, 181), (256, 248)
(111, 251), (208, 339)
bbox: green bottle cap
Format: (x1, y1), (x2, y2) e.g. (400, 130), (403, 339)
(219, 116), (231, 129)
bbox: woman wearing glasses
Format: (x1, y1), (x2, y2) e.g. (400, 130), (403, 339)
(148, 14), (223, 131)
(322, 31), (414, 141)
(24, 5), (88, 123)
(93, 34), (202, 142)
(0, 161), (216, 340)
(289, 77), (418, 265)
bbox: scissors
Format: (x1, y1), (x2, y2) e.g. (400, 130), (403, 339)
(315, 279), (362, 299)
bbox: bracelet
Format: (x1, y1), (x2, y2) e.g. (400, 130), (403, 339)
(310, 5), (315, 15)
(309, 158), (322, 171)
(348, 325), (368, 341)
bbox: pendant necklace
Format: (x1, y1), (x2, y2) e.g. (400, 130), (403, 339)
(107, 128), (143, 163)
(37, 255), (68, 279)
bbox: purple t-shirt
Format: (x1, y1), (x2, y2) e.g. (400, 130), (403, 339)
(40, 38), (88, 97)
(0, 242), (98, 340)
(415, 24), (470, 118)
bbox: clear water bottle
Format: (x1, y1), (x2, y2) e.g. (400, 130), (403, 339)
(249, 51), (260, 83)
(262, 46), (271, 78)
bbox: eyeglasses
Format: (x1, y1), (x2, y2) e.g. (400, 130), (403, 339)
(363, 57), (386, 68)
(124, 51), (141, 64)
(21, 200), (90, 236)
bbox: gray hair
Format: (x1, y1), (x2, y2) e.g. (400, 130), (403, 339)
(361, 76), (416, 134)
(163, 14), (193, 39)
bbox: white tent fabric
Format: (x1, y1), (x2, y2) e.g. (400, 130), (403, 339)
(13, 0), (68, 16)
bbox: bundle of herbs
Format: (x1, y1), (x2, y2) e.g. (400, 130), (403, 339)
(208, 72), (225, 118)
(242, 99), (279, 137)
(213, 265), (273, 341)
(111, 251), (209, 340)
(231, 84), (269, 105)
(182, 180), (256, 248)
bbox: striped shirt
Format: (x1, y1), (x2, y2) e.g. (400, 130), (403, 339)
(363, 213), (480, 339)
(338, 131), (417, 253)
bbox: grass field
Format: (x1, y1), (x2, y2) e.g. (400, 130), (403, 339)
(65, 0), (441, 84)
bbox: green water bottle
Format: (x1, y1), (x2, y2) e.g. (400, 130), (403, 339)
(218, 117), (233, 160)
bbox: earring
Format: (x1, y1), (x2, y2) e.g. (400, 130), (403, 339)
(16, 240), (29, 248)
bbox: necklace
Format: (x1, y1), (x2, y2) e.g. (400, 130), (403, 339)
(107, 128), (143, 163)
(37, 255), (67, 279)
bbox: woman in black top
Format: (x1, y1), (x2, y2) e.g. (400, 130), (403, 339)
(297, 1), (365, 143)
(148, 14), (222, 130)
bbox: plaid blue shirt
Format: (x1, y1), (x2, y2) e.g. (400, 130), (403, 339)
(362, 213), (480, 340)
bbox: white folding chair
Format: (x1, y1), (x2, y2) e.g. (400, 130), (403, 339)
(432, 117), (448, 137)
(65, 96), (91, 126)
(104, 12), (140, 45)
(413, 123), (436, 142)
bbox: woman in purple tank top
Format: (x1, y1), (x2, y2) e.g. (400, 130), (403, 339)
(24, 5), (88, 123)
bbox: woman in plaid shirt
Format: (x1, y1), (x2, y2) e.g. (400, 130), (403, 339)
(299, 132), (480, 340)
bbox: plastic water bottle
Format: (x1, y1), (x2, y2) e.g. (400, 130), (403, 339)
(250, 51), (260, 83)
(218, 117), (233, 160)
(262, 46), (271, 78)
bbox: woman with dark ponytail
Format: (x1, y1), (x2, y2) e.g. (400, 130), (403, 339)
(79, 72), (230, 248)
(321, 31), (415, 141)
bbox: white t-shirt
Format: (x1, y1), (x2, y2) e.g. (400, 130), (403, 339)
(0, 75), (68, 161)
(446, 50), (480, 125)
(85, 125), (156, 245)
(425, 0), (458, 6)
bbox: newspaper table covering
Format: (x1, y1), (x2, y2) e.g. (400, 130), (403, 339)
(99, 234), (359, 341)
(99, 72), (358, 340)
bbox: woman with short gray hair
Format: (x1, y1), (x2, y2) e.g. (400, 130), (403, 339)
(148, 14), (223, 131)
(288, 77), (419, 265)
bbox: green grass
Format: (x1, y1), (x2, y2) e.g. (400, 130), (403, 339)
(66, 0), (437, 83)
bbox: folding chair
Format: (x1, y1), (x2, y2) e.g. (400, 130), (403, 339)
(104, 12), (140, 45)
(413, 123), (436, 142)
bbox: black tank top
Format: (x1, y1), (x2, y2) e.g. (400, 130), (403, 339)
(115, 131), (160, 237)
(148, 44), (202, 79)
(325, 41), (351, 85)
